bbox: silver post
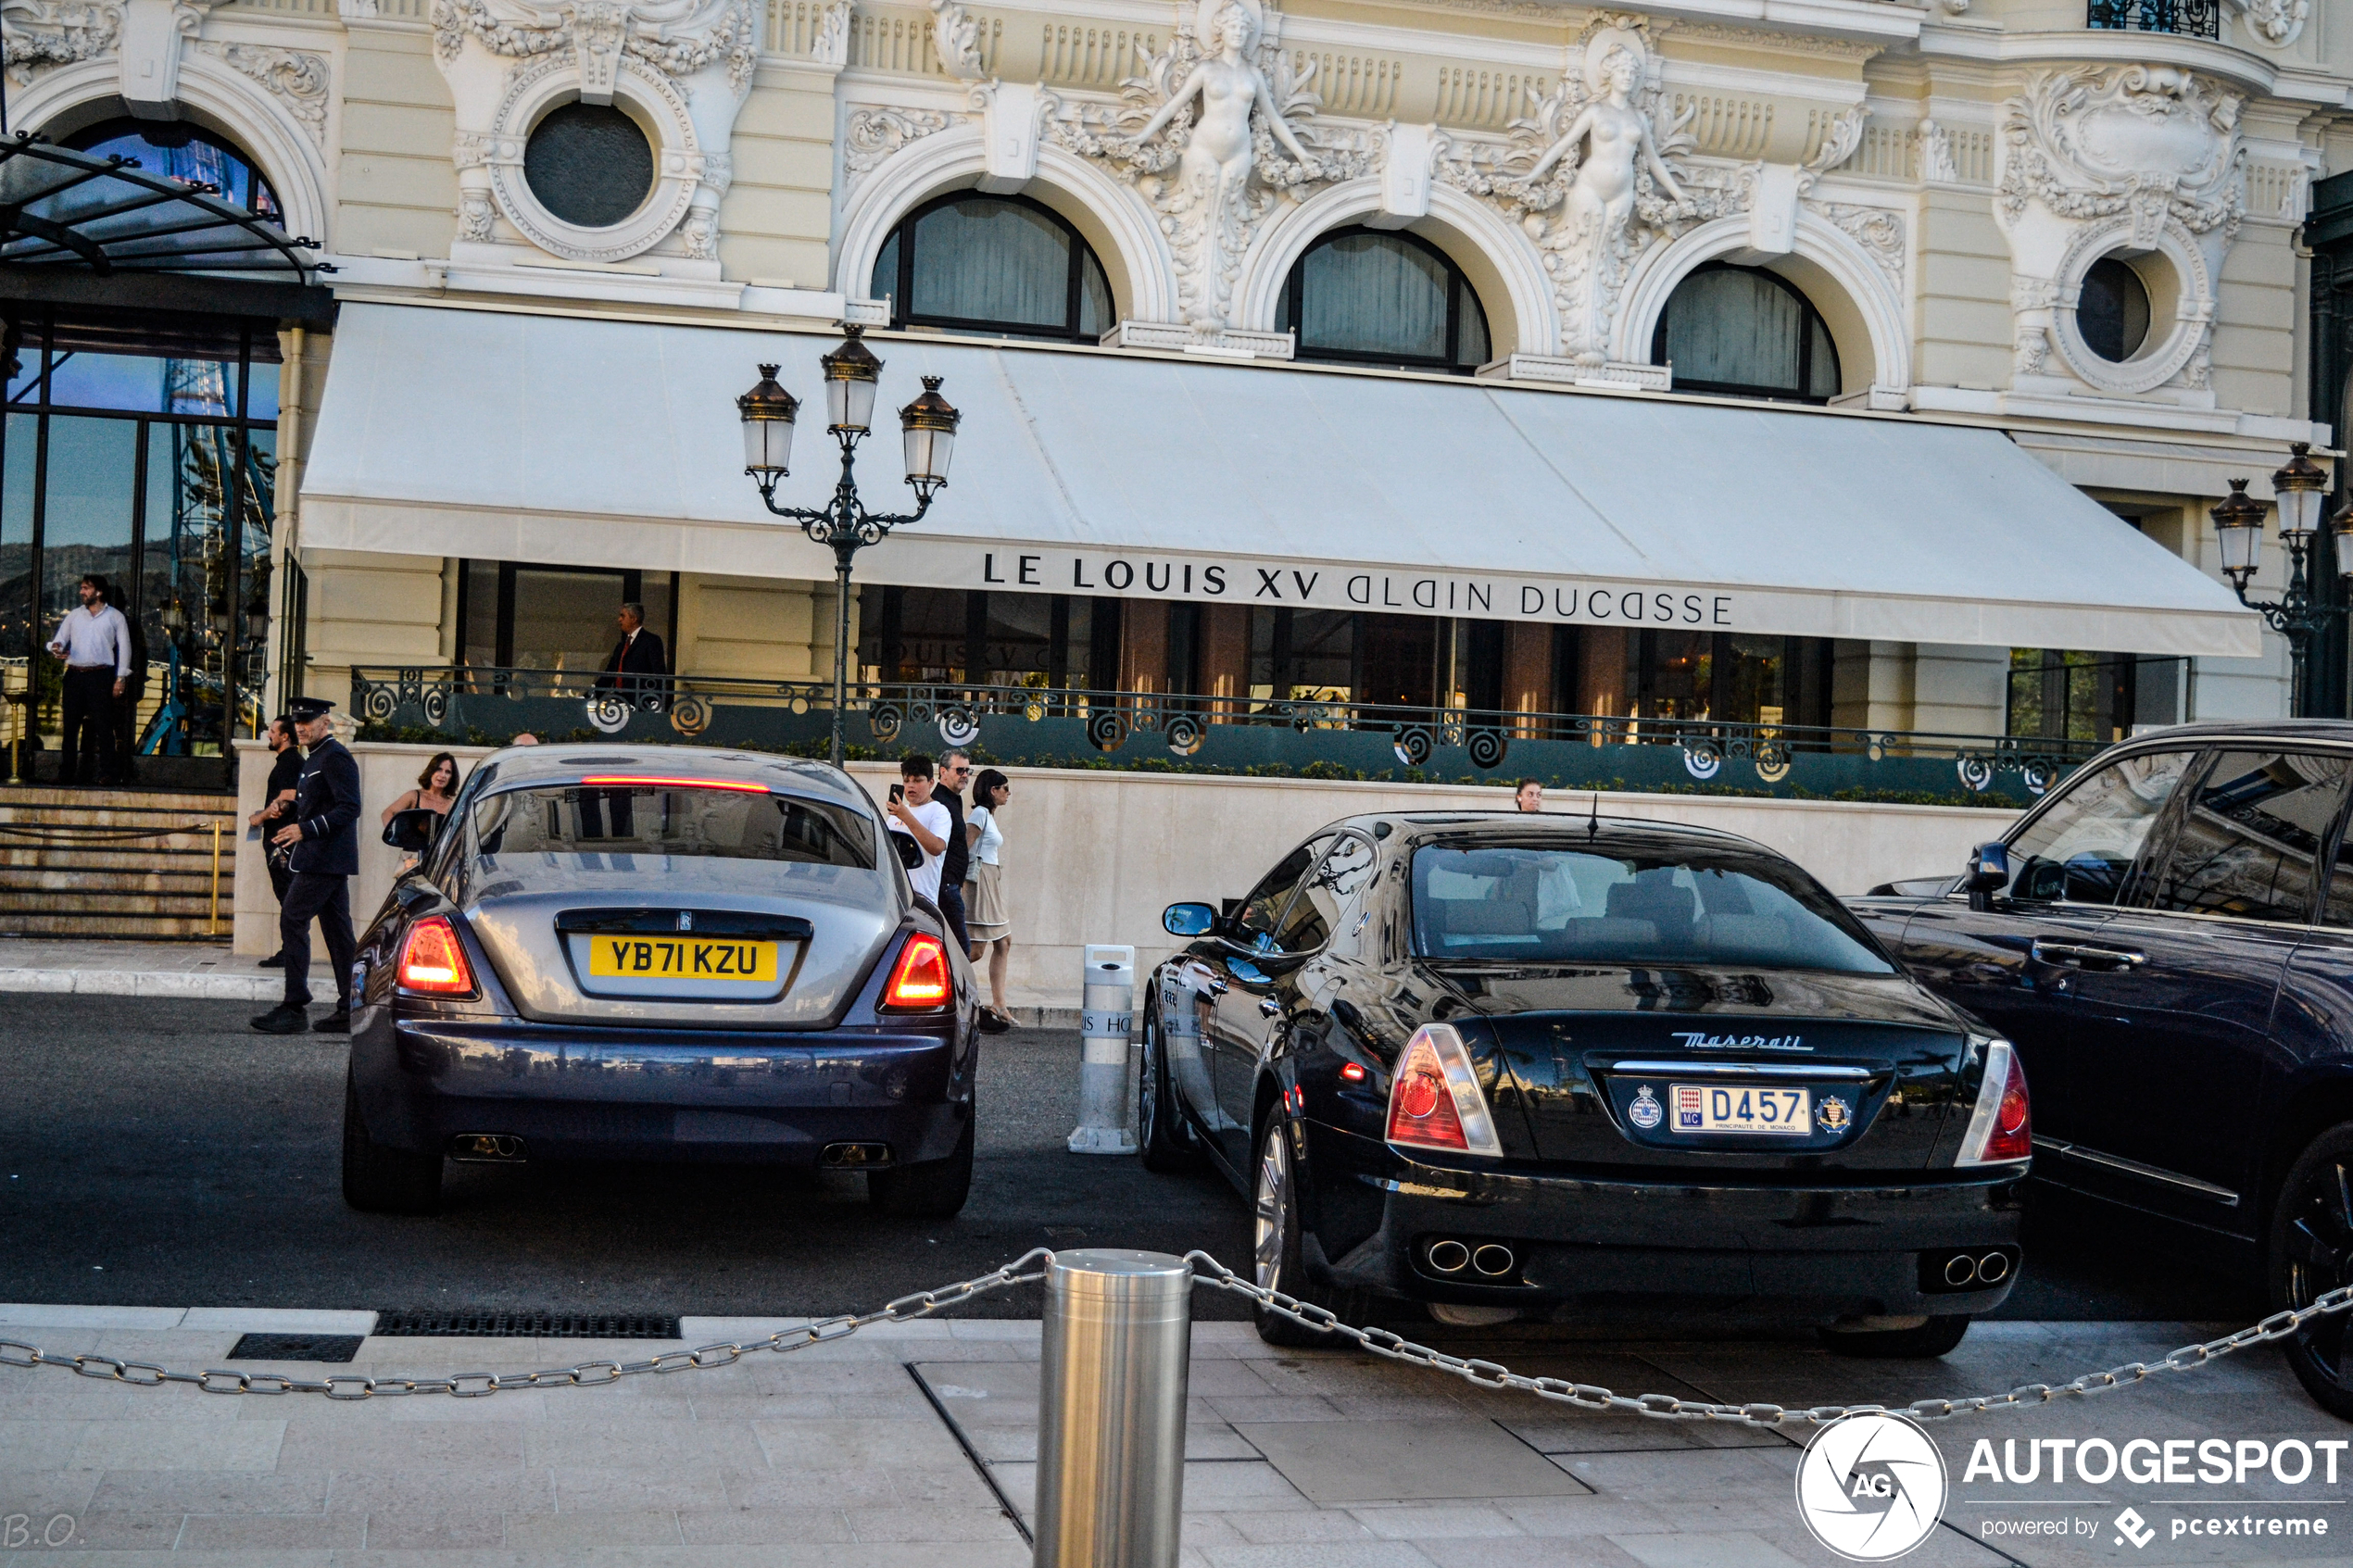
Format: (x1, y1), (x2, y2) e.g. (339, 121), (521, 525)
(1032, 1249), (1191, 1568)
(1068, 945), (1137, 1154)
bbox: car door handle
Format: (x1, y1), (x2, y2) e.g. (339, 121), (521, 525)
(2031, 939), (2145, 970)
(1259, 998), (1282, 1018)
(1200, 979), (1228, 997)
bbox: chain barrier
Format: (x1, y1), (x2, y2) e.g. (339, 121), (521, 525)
(4, 1247), (2349, 1426)
(0, 822), (216, 843)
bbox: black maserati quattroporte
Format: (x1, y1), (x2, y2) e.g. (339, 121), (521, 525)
(1139, 811), (2030, 1355)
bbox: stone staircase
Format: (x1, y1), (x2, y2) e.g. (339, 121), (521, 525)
(0, 786), (240, 939)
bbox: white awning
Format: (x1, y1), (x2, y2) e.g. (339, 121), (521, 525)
(300, 301), (2260, 658)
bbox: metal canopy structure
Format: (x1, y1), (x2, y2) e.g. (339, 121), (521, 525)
(0, 134), (332, 280)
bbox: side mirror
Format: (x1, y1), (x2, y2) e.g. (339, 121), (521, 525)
(383, 807), (440, 854)
(891, 832), (925, 872)
(1964, 842), (2009, 911)
(1164, 901), (1217, 937)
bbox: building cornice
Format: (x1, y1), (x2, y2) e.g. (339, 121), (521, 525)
(1915, 24), (2345, 107)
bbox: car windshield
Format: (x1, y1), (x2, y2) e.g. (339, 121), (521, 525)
(471, 784), (875, 868)
(1410, 843), (1894, 973)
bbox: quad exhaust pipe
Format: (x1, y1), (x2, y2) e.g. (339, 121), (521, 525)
(1424, 1239), (1516, 1278)
(1924, 1248), (2018, 1292)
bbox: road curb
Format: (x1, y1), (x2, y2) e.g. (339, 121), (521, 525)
(0, 967), (1089, 1022)
(0, 968), (280, 1000)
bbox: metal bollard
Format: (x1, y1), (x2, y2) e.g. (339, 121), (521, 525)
(1032, 1249), (1191, 1568)
(1068, 945), (1136, 1155)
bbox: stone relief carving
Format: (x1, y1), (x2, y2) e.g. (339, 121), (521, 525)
(1435, 16), (1734, 367)
(1051, 0), (1360, 333)
(844, 106), (958, 175)
(430, 0), (754, 268)
(1995, 64), (2245, 398)
(2231, 0), (2308, 47)
(1, 0), (120, 83)
(1917, 119), (1959, 184)
(197, 41), (329, 144)
(1810, 201), (1904, 286)
(810, 0), (849, 67)
(928, 0), (984, 81)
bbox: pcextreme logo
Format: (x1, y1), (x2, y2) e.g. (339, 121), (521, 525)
(1795, 1413), (1949, 1562)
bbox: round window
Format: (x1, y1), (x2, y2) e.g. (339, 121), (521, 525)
(522, 103), (655, 229)
(2078, 257), (2151, 364)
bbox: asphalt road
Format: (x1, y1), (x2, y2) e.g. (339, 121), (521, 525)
(0, 999), (2265, 1329)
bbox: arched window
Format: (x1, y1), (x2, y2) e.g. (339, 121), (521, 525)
(1652, 263), (1840, 403)
(871, 193), (1113, 343)
(1276, 227), (1491, 373)
(62, 119), (282, 226)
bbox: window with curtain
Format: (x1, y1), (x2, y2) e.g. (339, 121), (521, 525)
(870, 194), (1114, 343)
(1653, 264), (1841, 403)
(1276, 228), (1491, 373)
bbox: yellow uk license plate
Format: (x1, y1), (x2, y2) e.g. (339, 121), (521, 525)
(587, 936), (778, 983)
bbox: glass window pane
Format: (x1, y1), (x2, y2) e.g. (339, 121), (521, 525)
(982, 591), (1052, 686)
(3, 414), (34, 660)
(910, 199), (1071, 329)
(64, 119), (282, 221)
(509, 569), (628, 672)
(38, 417), (138, 643)
(462, 560), (499, 668)
(2145, 752), (2350, 923)
(1459, 287), (1490, 367)
(1807, 316), (1840, 398)
(45, 352), (250, 416)
(1664, 269), (1802, 392)
(1078, 250), (1112, 338)
(1298, 233), (1449, 361)
(2006, 749), (2194, 905)
(871, 232), (900, 306)
(1714, 634), (1785, 726)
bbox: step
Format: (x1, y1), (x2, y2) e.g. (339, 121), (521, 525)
(0, 869), (227, 896)
(0, 913), (230, 939)
(0, 810), (235, 835)
(0, 787), (234, 814)
(0, 841), (242, 868)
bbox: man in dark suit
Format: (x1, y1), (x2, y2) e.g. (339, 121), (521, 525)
(595, 602), (668, 705)
(251, 696), (363, 1035)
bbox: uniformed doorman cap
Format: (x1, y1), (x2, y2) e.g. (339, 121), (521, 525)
(287, 697), (335, 721)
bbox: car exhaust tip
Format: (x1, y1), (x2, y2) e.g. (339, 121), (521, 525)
(1943, 1254), (1979, 1287)
(1426, 1240), (1470, 1274)
(1471, 1244), (1516, 1278)
(821, 1142), (894, 1168)
(448, 1134), (527, 1163)
(1975, 1250), (2010, 1284)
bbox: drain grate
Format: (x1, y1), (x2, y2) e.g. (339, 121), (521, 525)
(226, 1333), (364, 1363)
(371, 1311), (680, 1338)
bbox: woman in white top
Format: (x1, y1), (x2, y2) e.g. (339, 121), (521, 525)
(963, 769), (1013, 1028)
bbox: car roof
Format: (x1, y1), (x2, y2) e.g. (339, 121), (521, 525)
(1340, 809), (1768, 854)
(2099, 720), (2353, 748)
(464, 745), (874, 809)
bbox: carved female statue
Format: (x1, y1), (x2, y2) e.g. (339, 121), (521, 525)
(1524, 44), (1686, 239)
(1130, 0), (1319, 224)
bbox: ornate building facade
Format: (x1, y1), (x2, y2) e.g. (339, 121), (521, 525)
(5, 0), (2347, 762)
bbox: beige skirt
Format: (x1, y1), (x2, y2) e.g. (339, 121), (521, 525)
(965, 859), (1011, 941)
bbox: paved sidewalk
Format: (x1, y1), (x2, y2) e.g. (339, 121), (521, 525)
(0, 940), (1079, 1022)
(0, 1300), (2338, 1567)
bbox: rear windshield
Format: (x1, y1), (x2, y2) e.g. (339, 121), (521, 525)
(471, 785), (875, 868)
(1410, 843), (1893, 973)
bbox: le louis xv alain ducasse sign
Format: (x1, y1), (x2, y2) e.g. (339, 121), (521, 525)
(901, 546), (1755, 632)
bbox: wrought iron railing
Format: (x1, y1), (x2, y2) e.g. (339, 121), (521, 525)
(348, 667), (2107, 803)
(2087, 0), (2218, 37)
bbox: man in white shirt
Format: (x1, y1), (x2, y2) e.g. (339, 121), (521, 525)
(887, 754), (952, 903)
(45, 573), (132, 786)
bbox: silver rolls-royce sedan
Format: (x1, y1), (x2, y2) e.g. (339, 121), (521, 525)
(345, 745), (977, 1217)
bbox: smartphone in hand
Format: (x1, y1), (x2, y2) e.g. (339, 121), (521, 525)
(888, 783), (904, 804)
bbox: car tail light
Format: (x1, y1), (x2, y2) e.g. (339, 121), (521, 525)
(881, 933), (952, 1010)
(1957, 1037), (2031, 1166)
(1384, 1023), (1504, 1159)
(398, 915), (476, 997)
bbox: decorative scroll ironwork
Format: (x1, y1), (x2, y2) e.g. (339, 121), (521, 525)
(2086, 0), (2219, 39)
(0, 134), (333, 278)
(350, 668), (2105, 802)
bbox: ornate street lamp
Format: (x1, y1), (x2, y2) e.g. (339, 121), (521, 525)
(738, 324), (962, 768)
(2214, 443), (2353, 716)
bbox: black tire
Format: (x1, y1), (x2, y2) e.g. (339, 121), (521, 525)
(2269, 1121), (2353, 1421)
(340, 1068), (443, 1215)
(870, 1108), (975, 1218)
(1138, 996), (1200, 1173)
(1251, 1115), (1351, 1348)
(1821, 1315), (1972, 1360)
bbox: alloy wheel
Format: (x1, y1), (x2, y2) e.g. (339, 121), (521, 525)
(1138, 1018), (1158, 1148)
(2281, 1152), (2353, 1393)
(1254, 1123), (1290, 1295)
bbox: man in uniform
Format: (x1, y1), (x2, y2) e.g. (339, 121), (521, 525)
(248, 715), (304, 968)
(251, 697), (362, 1035)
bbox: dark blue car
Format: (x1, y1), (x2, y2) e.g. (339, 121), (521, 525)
(1850, 721), (2353, 1418)
(344, 746), (976, 1218)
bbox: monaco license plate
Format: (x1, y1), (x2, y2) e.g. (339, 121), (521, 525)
(587, 936), (778, 983)
(1671, 1083), (1812, 1135)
